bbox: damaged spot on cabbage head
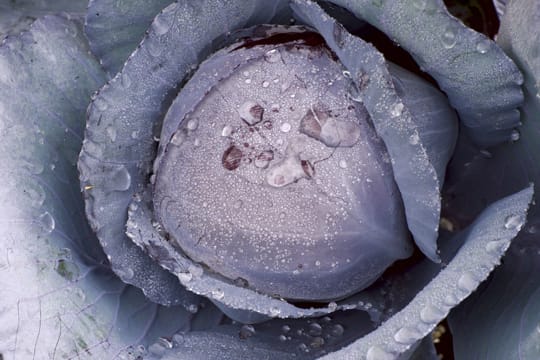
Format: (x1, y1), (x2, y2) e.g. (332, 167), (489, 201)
(153, 25), (412, 301)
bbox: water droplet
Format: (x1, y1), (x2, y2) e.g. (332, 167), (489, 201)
(262, 81), (270, 88)
(254, 150), (274, 169)
(393, 327), (421, 344)
(178, 271), (193, 282)
(146, 37), (163, 57)
(310, 337), (325, 348)
(187, 304), (198, 313)
(476, 39), (491, 54)
(118, 267), (135, 280)
(485, 239), (508, 254)
(282, 325), (291, 333)
(510, 129), (520, 142)
(107, 165), (131, 191)
(297, 343), (309, 353)
(366, 345), (394, 360)
(270, 306), (281, 317)
(171, 130), (187, 146)
(131, 130), (139, 139)
(221, 125), (233, 137)
(187, 119), (199, 131)
(26, 183), (46, 208)
(420, 304), (445, 323)
(264, 49), (282, 63)
(280, 122), (292, 133)
(211, 288), (224, 300)
(390, 102), (404, 117)
(239, 101), (264, 125)
(39, 211), (55, 234)
(172, 334), (185, 345)
(457, 272), (478, 292)
(94, 97), (108, 111)
(153, 13), (172, 36)
(330, 324), (344, 337)
(121, 73), (131, 88)
(504, 214), (525, 231)
(308, 322), (323, 336)
(106, 126), (117, 142)
(279, 335), (287, 342)
(412, 0), (427, 10)
(441, 27), (457, 49)
(342, 70), (351, 78)
(315, 260), (321, 266)
(339, 160), (348, 169)
(328, 302), (338, 311)
(239, 324), (256, 339)
(443, 293), (459, 306)
(409, 132), (420, 145)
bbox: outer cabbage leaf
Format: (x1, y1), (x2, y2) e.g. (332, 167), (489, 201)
(0, 15), (219, 360)
(85, 0), (174, 76)
(447, 1), (540, 358)
(328, 0), (524, 147)
(0, 0), (88, 40)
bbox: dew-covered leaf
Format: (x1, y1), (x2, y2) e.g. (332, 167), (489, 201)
(446, 2), (540, 359)
(292, 0), (454, 262)
(0, 0), (88, 40)
(85, 0), (173, 75)
(328, 0), (524, 147)
(0, 15), (209, 359)
(143, 309), (375, 360)
(315, 185), (533, 359)
(78, 0), (293, 307)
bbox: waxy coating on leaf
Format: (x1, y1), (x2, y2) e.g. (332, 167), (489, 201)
(153, 25), (413, 301)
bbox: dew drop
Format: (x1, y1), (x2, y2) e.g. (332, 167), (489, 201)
(187, 304), (198, 313)
(221, 125), (233, 137)
(308, 322), (323, 336)
(457, 272), (478, 292)
(329, 324), (344, 337)
(280, 122), (292, 133)
(310, 337), (325, 348)
(118, 267), (135, 280)
(328, 302), (338, 311)
(254, 150), (274, 169)
(443, 293), (459, 306)
(390, 102), (404, 117)
(239, 324), (256, 339)
(270, 306), (281, 317)
(441, 27), (457, 49)
(211, 288), (224, 300)
(187, 119), (199, 131)
(108, 165), (131, 191)
(94, 97), (108, 111)
(412, 0), (427, 10)
(476, 39), (491, 54)
(342, 70), (351, 78)
(264, 49), (282, 63)
(171, 130), (187, 146)
(510, 129), (520, 142)
(504, 214), (525, 231)
(338, 160), (348, 169)
(262, 81), (270, 88)
(178, 271), (193, 283)
(420, 304), (445, 323)
(121, 73), (132, 88)
(39, 211), (55, 234)
(106, 126), (117, 142)
(298, 343), (309, 353)
(393, 327), (421, 344)
(279, 335), (287, 342)
(366, 345), (394, 360)
(485, 239), (508, 254)
(282, 325), (291, 333)
(153, 14), (172, 36)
